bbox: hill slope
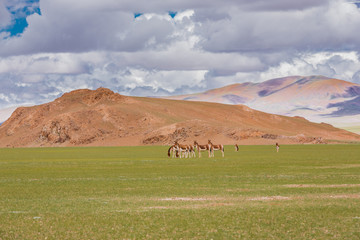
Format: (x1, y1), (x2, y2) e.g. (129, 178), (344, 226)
(0, 87), (358, 147)
(166, 76), (360, 133)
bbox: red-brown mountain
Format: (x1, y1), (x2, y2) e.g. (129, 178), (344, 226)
(166, 76), (360, 134)
(0, 87), (358, 147)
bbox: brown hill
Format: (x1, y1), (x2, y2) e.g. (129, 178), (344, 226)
(0, 87), (359, 148)
(165, 76), (360, 134)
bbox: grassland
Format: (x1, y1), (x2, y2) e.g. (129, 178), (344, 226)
(0, 144), (360, 239)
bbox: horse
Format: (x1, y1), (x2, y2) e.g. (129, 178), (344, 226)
(194, 140), (211, 158)
(188, 144), (196, 158)
(208, 140), (224, 157)
(167, 144), (179, 158)
(235, 144), (239, 152)
(174, 141), (190, 158)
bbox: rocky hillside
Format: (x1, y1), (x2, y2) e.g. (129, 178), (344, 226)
(0, 87), (359, 147)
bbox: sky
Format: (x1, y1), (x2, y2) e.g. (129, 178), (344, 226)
(1, 0), (360, 109)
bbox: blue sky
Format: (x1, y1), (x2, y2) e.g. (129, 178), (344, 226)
(1, 0), (40, 36)
(1, 0), (360, 112)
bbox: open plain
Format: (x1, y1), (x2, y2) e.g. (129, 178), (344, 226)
(0, 144), (360, 239)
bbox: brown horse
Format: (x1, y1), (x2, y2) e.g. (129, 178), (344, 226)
(194, 140), (211, 158)
(168, 144), (179, 158)
(235, 144), (239, 152)
(188, 144), (196, 158)
(174, 141), (190, 158)
(208, 140), (224, 157)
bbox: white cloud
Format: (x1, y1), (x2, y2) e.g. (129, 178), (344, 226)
(1, 0), (360, 110)
(1, 1), (342, 56)
(0, 1), (11, 28)
(0, 53), (90, 75)
(35, 0), (331, 13)
(0, 93), (10, 102)
(197, 0), (360, 53)
(255, 51), (360, 82)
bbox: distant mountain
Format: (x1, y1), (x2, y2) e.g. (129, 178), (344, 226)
(166, 76), (360, 133)
(0, 87), (358, 148)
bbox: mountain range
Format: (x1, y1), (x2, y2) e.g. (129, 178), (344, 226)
(166, 76), (360, 133)
(0, 87), (358, 148)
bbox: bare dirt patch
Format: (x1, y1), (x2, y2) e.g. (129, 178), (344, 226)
(160, 197), (221, 201)
(144, 193), (360, 211)
(284, 184), (360, 188)
(248, 196), (291, 201)
(315, 164), (360, 169)
(146, 206), (173, 210)
(328, 194), (360, 199)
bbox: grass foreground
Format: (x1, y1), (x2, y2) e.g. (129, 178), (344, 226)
(0, 144), (360, 239)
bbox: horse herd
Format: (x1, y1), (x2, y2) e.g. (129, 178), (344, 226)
(168, 140), (228, 158)
(167, 141), (279, 158)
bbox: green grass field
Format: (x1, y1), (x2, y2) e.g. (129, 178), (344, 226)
(1, 145), (360, 239)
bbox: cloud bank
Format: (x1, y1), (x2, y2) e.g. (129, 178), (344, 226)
(0, 0), (360, 109)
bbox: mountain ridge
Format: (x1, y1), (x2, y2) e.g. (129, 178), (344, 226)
(0, 87), (359, 148)
(165, 75), (360, 133)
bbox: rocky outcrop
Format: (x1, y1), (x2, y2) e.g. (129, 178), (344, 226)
(40, 120), (71, 143)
